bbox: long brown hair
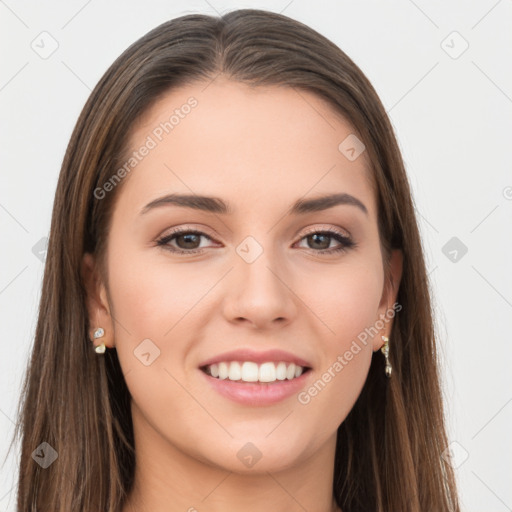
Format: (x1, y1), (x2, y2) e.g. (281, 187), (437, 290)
(9, 9), (460, 511)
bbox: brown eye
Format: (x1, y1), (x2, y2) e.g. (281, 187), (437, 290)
(174, 232), (202, 250)
(156, 227), (356, 256)
(296, 229), (356, 255)
(156, 229), (215, 254)
(305, 233), (331, 250)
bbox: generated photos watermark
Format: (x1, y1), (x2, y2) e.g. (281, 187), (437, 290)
(297, 301), (402, 405)
(94, 96), (198, 200)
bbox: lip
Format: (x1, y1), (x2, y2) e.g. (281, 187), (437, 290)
(199, 367), (313, 406)
(198, 348), (313, 369)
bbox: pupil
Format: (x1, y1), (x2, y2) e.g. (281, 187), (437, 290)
(179, 233), (199, 248)
(309, 234), (329, 249)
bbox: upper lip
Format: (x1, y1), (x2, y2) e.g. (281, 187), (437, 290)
(199, 348), (313, 369)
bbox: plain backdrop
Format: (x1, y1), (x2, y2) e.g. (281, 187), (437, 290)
(1, 1), (511, 510)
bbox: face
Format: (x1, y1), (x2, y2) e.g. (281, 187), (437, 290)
(83, 78), (402, 475)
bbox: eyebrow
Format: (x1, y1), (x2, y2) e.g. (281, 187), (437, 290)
(141, 192), (368, 216)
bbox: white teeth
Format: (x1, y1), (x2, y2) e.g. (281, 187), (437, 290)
(204, 361), (307, 383)
(276, 362), (287, 380)
(258, 362), (276, 382)
(242, 362), (259, 382)
(218, 362), (229, 380)
(228, 361), (242, 381)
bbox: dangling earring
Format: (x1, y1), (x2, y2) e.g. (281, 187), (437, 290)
(93, 327), (106, 354)
(380, 335), (392, 378)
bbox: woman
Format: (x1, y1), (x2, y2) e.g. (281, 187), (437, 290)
(11, 8), (460, 512)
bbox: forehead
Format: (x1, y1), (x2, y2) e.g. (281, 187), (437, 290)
(118, 78), (375, 218)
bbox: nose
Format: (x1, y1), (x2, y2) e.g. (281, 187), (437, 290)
(222, 244), (298, 330)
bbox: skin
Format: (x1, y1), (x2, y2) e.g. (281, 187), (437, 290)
(82, 77), (402, 512)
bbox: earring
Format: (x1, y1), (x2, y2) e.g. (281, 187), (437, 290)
(93, 327), (106, 354)
(380, 335), (392, 378)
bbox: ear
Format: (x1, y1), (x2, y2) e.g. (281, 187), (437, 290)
(373, 248), (403, 352)
(81, 252), (115, 350)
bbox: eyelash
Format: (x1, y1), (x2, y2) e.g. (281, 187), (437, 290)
(156, 227), (356, 256)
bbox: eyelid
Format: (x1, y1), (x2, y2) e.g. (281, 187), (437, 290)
(156, 223), (355, 254)
(158, 223), (352, 243)
(299, 224), (352, 239)
(157, 224), (217, 240)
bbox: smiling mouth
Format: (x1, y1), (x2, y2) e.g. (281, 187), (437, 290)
(200, 361), (312, 384)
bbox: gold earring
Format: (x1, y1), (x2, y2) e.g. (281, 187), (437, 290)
(93, 327), (106, 354)
(380, 335), (392, 378)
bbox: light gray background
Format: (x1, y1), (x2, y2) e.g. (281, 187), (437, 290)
(1, 1), (511, 510)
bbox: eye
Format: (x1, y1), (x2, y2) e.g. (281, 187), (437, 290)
(294, 228), (356, 255)
(156, 227), (356, 255)
(156, 228), (216, 254)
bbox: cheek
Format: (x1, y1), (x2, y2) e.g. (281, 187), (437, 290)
(309, 255), (383, 348)
(106, 243), (209, 340)
(296, 259), (382, 421)
(105, 248), (210, 425)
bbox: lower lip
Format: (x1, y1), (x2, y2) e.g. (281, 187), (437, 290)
(199, 368), (312, 406)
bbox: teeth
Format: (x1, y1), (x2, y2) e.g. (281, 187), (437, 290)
(205, 361), (306, 383)
(218, 362), (229, 380)
(276, 362), (287, 380)
(259, 362), (276, 382)
(228, 361), (242, 381)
